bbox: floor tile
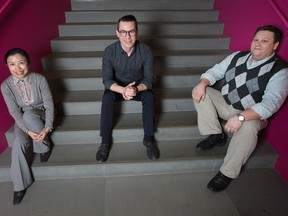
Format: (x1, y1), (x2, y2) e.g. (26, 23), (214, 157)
(105, 172), (239, 216)
(0, 178), (105, 216)
(0, 168), (287, 216)
(227, 168), (288, 216)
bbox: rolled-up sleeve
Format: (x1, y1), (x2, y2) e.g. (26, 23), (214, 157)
(250, 68), (288, 119)
(201, 52), (239, 85)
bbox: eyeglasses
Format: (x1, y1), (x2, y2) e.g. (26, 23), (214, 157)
(117, 29), (137, 37)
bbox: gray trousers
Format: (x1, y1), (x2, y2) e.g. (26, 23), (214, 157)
(11, 109), (50, 191)
(194, 87), (267, 179)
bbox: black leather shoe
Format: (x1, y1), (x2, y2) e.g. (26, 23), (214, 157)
(207, 171), (233, 192)
(143, 140), (160, 160)
(13, 189), (26, 205)
(196, 133), (227, 151)
(96, 143), (111, 162)
(40, 150), (51, 163)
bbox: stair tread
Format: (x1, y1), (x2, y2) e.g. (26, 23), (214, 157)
(71, 0), (214, 11)
(67, 9), (217, 12)
(0, 138), (277, 180)
(60, 20), (222, 25)
(53, 111), (197, 131)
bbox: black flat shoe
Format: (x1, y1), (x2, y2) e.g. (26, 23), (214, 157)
(207, 171), (233, 192)
(13, 189), (26, 205)
(196, 133), (227, 151)
(40, 150), (51, 163)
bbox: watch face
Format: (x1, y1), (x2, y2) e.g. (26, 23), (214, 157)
(238, 115), (245, 121)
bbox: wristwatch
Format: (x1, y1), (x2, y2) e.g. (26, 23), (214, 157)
(237, 114), (245, 122)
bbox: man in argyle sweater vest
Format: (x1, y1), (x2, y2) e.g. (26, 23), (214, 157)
(192, 25), (288, 191)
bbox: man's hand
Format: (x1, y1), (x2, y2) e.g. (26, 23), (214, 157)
(192, 79), (210, 103)
(122, 81), (137, 100)
(224, 115), (243, 133)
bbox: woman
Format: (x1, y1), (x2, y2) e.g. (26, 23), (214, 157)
(1, 48), (54, 205)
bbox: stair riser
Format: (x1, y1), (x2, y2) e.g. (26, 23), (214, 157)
(49, 78), (104, 91)
(0, 154), (277, 182)
(42, 55), (228, 70)
(52, 127), (202, 145)
(58, 23), (224, 37)
(65, 11), (219, 23)
(5, 125), (201, 146)
(54, 98), (196, 115)
(48, 74), (201, 91)
(71, 0), (214, 11)
(51, 38), (230, 52)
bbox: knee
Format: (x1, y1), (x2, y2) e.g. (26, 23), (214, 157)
(23, 109), (40, 123)
(205, 87), (218, 98)
(141, 90), (155, 103)
(102, 90), (116, 104)
(22, 110), (33, 122)
(241, 119), (262, 134)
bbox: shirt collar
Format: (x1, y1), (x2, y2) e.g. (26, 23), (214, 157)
(12, 73), (30, 85)
(247, 52), (275, 67)
(118, 40), (137, 55)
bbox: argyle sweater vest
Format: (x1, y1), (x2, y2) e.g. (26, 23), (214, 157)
(221, 51), (288, 110)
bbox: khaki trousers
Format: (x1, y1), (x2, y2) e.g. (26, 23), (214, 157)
(11, 109), (50, 191)
(194, 87), (267, 178)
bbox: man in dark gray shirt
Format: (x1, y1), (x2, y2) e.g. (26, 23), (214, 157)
(96, 15), (160, 162)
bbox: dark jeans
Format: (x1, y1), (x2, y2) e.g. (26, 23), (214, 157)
(100, 89), (155, 143)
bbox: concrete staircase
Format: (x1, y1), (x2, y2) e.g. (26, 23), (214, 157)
(0, 0), (277, 182)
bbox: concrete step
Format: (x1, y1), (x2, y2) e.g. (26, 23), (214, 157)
(42, 50), (231, 70)
(44, 67), (203, 91)
(58, 22), (224, 37)
(0, 137), (277, 182)
(71, 0), (215, 11)
(51, 35), (230, 52)
(5, 111), (199, 146)
(52, 88), (195, 115)
(65, 10), (219, 23)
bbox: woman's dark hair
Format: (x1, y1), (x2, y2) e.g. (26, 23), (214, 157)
(254, 25), (283, 43)
(117, 15), (138, 31)
(4, 48), (31, 64)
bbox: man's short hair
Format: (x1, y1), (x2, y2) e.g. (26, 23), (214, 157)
(117, 15), (138, 31)
(254, 25), (283, 43)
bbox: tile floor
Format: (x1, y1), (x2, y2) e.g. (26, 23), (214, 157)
(0, 168), (287, 216)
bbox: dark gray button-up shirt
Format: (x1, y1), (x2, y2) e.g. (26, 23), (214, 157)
(102, 40), (154, 89)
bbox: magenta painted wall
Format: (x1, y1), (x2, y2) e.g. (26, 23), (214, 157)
(214, 0), (288, 181)
(0, 0), (71, 153)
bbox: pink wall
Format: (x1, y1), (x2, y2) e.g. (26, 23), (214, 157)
(0, 0), (71, 153)
(214, 0), (288, 181)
